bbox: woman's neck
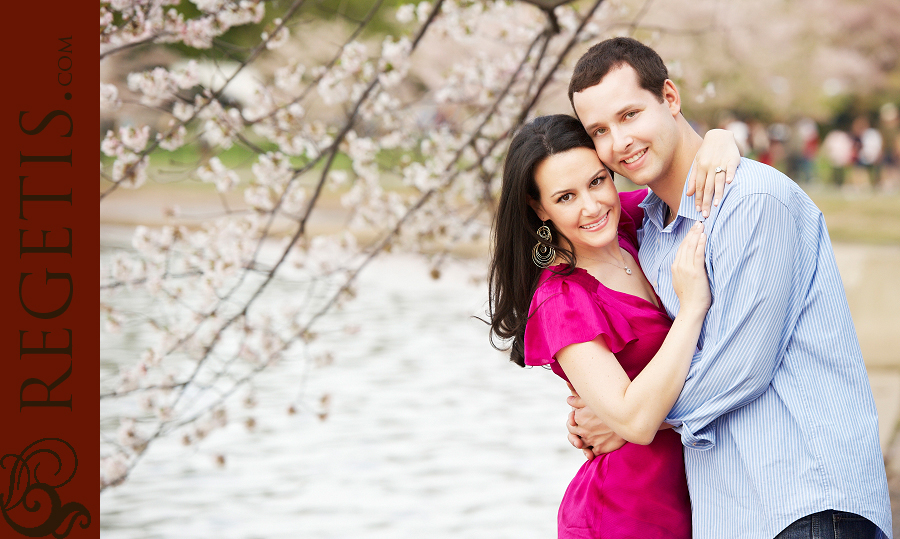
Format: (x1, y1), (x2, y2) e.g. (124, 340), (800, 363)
(574, 242), (627, 271)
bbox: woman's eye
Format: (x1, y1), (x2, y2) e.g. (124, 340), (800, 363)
(590, 176), (604, 187)
(557, 193), (572, 203)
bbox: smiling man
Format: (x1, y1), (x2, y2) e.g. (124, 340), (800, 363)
(565, 37), (892, 539)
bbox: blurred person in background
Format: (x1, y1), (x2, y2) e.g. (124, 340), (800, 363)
(852, 115), (883, 188)
(879, 103), (899, 190)
(760, 122), (789, 172)
(788, 117), (819, 184)
(747, 119), (770, 161)
(719, 112), (751, 156)
(823, 127), (854, 187)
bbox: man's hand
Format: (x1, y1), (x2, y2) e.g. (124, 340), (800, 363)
(566, 383), (627, 459)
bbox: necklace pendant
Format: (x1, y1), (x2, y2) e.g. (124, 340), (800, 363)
(625, 268), (632, 275)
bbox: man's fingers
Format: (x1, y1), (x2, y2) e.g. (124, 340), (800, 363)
(582, 448), (595, 460)
(568, 432), (585, 449)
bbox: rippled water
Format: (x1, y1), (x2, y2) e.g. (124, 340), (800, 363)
(100, 252), (584, 538)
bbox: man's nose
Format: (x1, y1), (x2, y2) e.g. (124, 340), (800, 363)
(611, 126), (632, 154)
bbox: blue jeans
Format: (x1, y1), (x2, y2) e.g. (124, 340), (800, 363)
(775, 510), (885, 539)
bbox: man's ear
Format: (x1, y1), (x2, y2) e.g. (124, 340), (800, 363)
(663, 79), (681, 117)
(527, 197), (548, 222)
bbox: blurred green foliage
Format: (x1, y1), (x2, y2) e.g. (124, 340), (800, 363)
(162, 0), (411, 63)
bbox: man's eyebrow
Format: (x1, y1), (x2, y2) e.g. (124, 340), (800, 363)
(582, 103), (641, 133)
(615, 102), (641, 116)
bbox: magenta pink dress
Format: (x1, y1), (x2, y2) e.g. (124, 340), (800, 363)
(523, 190), (691, 539)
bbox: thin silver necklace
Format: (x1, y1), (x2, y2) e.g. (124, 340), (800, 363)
(580, 248), (633, 275)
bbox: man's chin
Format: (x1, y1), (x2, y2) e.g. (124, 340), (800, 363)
(619, 172), (653, 186)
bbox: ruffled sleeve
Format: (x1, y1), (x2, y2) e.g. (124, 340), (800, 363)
(523, 273), (638, 371)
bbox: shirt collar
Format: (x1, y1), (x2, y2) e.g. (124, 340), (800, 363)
(636, 166), (705, 230)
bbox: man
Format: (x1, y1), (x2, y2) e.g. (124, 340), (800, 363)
(565, 37), (891, 538)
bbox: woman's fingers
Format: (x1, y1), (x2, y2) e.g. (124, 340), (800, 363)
(673, 222), (699, 269)
(671, 222), (711, 311)
(695, 229), (707, 265)
(692, 162), (720, 217)
(675, 223), (707, 274)
(692, 129), (743, 215)
(706, 153), (742, 212)
(701, 168), (717, 217)
(686, 159), (699, 197)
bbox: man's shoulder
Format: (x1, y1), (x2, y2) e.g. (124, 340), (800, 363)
(728, 158), (796, 201)
(709, 159), (824, 236)
(702, 159), (808, 230)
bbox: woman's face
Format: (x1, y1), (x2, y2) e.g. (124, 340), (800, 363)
(528, 146), (620, 258)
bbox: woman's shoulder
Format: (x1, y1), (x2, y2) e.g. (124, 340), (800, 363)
(524, 266), (638, 366)
(532, 266), (598, 303)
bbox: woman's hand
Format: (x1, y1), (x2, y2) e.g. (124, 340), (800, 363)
(671, 222), (710, 315)
(687, 129), (742, 218)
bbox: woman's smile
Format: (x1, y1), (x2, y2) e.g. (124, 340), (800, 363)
(580, 211), (610, 231)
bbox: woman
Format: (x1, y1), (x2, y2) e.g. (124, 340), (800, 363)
(488, 114), (738, 537)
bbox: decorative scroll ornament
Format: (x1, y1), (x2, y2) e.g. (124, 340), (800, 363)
(1, 438), (91, 537)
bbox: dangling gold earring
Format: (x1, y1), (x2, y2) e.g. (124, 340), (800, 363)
(532, 222), (556, 268)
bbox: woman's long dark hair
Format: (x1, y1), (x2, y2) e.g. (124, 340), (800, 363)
(489, 114), (597, 367)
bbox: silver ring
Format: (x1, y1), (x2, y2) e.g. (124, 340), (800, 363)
(714, 166), (726, 174)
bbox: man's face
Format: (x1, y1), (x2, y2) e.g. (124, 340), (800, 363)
(572, 65), (681, 187)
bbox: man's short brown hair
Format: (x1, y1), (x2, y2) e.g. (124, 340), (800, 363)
(568, 37), (669, 108)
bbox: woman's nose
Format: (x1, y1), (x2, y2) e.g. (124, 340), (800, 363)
(582, 195), (602, 215)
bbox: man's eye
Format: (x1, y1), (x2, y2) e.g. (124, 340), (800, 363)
(625, 111), (637, 119)
(594, 128), (607, 136)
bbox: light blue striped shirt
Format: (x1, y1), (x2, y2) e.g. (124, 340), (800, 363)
(637, 158), (892, 538)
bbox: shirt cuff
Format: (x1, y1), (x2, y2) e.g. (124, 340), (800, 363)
(677, 421), (715, 450)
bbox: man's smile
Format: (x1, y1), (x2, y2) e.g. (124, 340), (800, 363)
(623, 148), (647, 165)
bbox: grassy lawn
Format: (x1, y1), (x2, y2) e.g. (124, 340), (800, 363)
(809, 189), (900, 245)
